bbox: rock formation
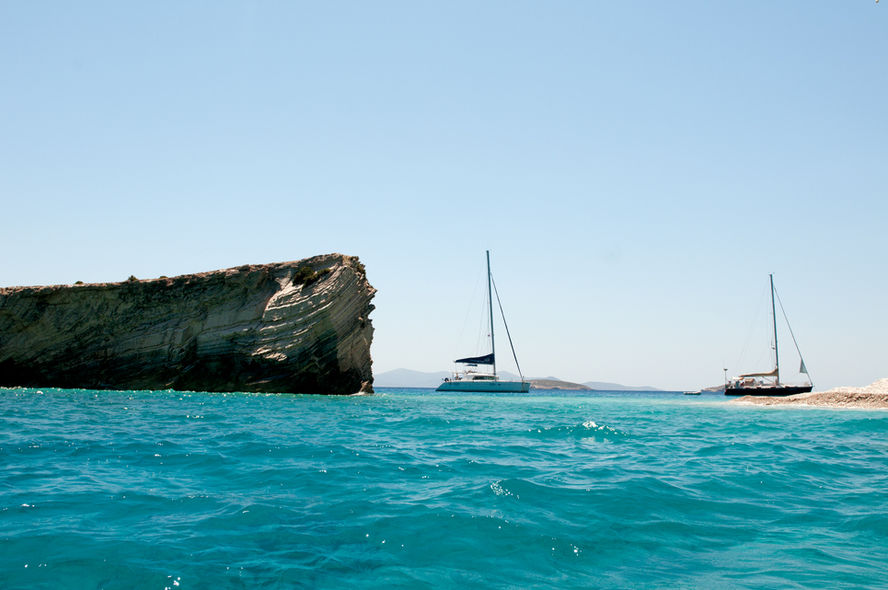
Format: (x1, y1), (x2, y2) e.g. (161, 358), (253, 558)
(529, 379), (592, 391)
(0, 254), (375, 394)
(732, 378), (888, 409)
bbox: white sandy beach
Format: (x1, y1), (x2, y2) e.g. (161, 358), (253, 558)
(734, 378), (888, 409)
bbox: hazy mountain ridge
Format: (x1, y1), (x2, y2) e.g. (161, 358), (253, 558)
(583, 381), (663, 391)
(372, 368), (450, 388)
(374, 369), (663, 391)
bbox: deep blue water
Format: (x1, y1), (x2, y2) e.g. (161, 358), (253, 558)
(2, 387), (887, 589)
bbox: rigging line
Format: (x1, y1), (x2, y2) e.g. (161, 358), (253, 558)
(737, 284), (769, 372)
(478, 295), (489, 358)
(490, 276), (524, 381)
(774, 287), (814, 388)
(456, 260), (487, 362)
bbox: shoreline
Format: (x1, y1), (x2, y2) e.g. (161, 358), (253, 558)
(732, 379), (888, 409)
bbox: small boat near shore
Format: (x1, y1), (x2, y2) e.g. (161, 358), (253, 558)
(725, 274), (813, 397)
(437, 251), (530, 393)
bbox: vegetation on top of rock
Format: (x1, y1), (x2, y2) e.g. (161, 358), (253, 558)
(350, 259), (366, 277)
(294, 266), (331, 286)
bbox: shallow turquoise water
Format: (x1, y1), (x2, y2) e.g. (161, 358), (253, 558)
(2, 387), (887, 589)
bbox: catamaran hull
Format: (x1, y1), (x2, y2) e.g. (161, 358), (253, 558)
(724, 384), (813, 396)
(435, 381), (531, 393)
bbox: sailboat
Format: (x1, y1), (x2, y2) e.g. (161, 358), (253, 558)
(724, 274), (813, 396)
(436, 251), (531, 393)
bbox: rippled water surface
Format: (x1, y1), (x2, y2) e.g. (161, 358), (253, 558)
(3, 387), (888, 588)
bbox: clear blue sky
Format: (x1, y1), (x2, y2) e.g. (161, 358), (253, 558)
(2, 2), (885, 390)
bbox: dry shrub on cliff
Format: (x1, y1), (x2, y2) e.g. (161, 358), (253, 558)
(294, 266), (331, 286)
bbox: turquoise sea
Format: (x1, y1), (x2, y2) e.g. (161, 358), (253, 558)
(2, 387), (887, 589)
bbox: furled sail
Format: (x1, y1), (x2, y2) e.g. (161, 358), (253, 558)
(455, 353), (495, 365)
(739, 367), (779, 378)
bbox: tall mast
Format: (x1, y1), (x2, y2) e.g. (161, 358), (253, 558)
(770, 273), (779, 385)
(487, 250), (496, 377)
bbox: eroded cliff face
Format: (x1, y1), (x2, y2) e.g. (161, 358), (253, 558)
(0, 254), (375, 394)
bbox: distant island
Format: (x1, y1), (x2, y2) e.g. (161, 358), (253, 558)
(700, 384), (726, 393)
(529, 379), (591, 390)
(373, 369), (663, 391)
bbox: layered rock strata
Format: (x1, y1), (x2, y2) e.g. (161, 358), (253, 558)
(0, 254), (375, 394)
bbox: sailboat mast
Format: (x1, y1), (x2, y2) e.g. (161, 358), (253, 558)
(770, 273), (779, 385)
(487, 250), (496, 377)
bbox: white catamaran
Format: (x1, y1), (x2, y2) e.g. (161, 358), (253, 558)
(724, 274), (813, 396)
(436, 251), (530, 393)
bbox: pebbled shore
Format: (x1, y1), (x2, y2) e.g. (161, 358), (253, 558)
(733, 378), (888, 409)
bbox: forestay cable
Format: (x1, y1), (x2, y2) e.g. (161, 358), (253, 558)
(491, 276), (524, 381)
(774, 287), (814, 388)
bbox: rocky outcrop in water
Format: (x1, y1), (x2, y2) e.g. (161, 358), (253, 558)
(529, 379), (591, 391)
(733, 379), (888, 409)
(0, 254), (375, 394)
